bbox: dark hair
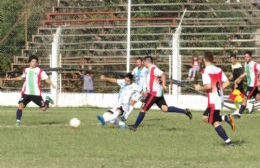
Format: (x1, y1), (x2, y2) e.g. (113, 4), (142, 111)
(203, 51), (214, 63)
(136, 57), (143, 61)
(230, 53), (237, 59)
(28, 55), (39, 63)
(124, 73), (134, 81)
(244, 51), (252, 57)
(144, 56), (153, 63)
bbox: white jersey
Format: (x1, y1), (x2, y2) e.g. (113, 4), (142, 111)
(202, 65), (228, 110)
(244, 61), (260, 87)
(132, 67), (148, 91)
(21, 67), (48, 96)
(116, 79), (140, 109)
(146, 65), (164, 97)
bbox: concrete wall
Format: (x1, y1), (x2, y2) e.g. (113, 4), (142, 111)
(0, 92), (208, 110)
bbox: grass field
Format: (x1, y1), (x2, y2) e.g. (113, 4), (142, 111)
(0, 107), (260, 168)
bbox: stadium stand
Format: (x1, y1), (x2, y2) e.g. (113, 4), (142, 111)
(3, 0), (260, 92)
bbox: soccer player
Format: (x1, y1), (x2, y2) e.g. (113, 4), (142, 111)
(234, 51), (260, 117)
(6, 55), (55, 126)
(121, 57), (148, 121)
(97, 73), (140, 127)
(229, 53), (244, 92)
(195, 51), (236, 145)
(128, 56), (192, 131)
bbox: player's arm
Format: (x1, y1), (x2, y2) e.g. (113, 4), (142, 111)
(100, 75), (117, 83)
(45, 78), (56, 89)
(234, 72), (246, 84)
(161, 73), (167, 91)
(195, 83), (211, 92)
(5, 76), (24, 81)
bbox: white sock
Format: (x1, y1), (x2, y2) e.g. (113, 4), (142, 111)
(124, 105), (134, 119)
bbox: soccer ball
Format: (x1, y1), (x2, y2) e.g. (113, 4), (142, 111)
(69, 118), (81, 128)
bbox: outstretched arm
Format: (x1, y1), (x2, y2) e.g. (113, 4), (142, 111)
(234, 72), (246, 85)
(45, 79), (56, 89)
(100, 75), (117, 84)
(5, 76), (24, 81)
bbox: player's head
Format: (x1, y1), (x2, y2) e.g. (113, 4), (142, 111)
(193, 56), (198, 61)
(135, 57), (143, 68)
(124, 73), (134, 85)
(143, 56), (153, 67)
(230, 53), (237, 64)
(244, 51), (252, 63)
(28, 55), (39, 68)
(203, 51), (214, 64)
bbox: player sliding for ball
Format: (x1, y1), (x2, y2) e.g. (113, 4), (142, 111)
(128, 56), (192, 131)
(97, 73), (140, 127)
(6, 55), (55, 126)
(194, 52), (236, 146)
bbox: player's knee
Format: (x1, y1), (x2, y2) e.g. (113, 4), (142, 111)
(202, 116), (208, 123)
(161, 105), (168, 112)
(18, 104), (25, 110)
(213, 121), (220, 128)
(255, 93), (260, 101)
(130, 100), (136, 106)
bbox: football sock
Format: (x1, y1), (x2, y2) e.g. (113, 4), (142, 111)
(134, 112), (145, 128)
(44, 100), (50, 108)
(124, 105), (134, 120)
(168, 106), (186, 113)
(221, 115), (228, 122)
(16, 109), (23, 121)
(238, 105), (246, 114)
(215, 125), (230, 143)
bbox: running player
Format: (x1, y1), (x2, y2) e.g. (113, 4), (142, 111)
(6, 55), (55, 126)
(195, 51), (236, 145)
(234, 51), (260, 117)
(121, 57), (148, 121)
(97, 73), (140, 127)
(128, 56), (192, 131)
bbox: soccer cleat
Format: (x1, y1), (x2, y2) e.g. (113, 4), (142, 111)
(247, 102), (254, 113)
(97, 115), (105, 126)
(16, 120), (21, 127)
(185, 109), (192, 120)
(232, 110), (241, 119)
(45, 96), (54, 105)
(226, 114), (236, 132)
(120, 116), (126, 122)
(128, 125), (137, 132)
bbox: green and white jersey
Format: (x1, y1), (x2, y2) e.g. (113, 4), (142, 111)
(21, 67), (48, 96)
(244, 61), (260, 87)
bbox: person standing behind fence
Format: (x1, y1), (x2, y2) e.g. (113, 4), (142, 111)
(187, 56), (200, 81)
(80, 71), (94, 93)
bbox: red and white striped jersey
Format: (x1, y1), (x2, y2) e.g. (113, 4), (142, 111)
(146, 65), (164, 97)
(202, 65), (228, 110)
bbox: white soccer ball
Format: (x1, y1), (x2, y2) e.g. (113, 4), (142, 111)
(69, 118), (81, 128)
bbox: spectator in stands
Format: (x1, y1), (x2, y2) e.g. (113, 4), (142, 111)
(187, 56), (200, 81)
(80, 71), (94, 93)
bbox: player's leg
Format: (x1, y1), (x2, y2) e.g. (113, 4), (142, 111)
(129, 94), (155, 131)
(234, 87), (253, 117)
(158, 97), (192, 119)
(97, 107), (122, 125)
(187, 68), (192, 80)
(210, 109), (232, 145)
(16, 95), (30, 126)
(121, 99), (136, 121)
(31, 95), (48, 111)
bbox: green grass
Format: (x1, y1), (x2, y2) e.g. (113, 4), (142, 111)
(0, 107), (260, 168)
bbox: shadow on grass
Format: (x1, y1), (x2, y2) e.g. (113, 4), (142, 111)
(39, 121), (64, 125)
(231, 140), (246, 146)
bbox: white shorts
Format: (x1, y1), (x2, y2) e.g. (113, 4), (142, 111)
(131, 92), (142, 102)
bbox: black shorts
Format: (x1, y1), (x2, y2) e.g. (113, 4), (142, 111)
(246, 87), (259, 99)
(142, 94), (167, 112)
(203, 108), (222, 125)
(18, 94), (45, 108)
